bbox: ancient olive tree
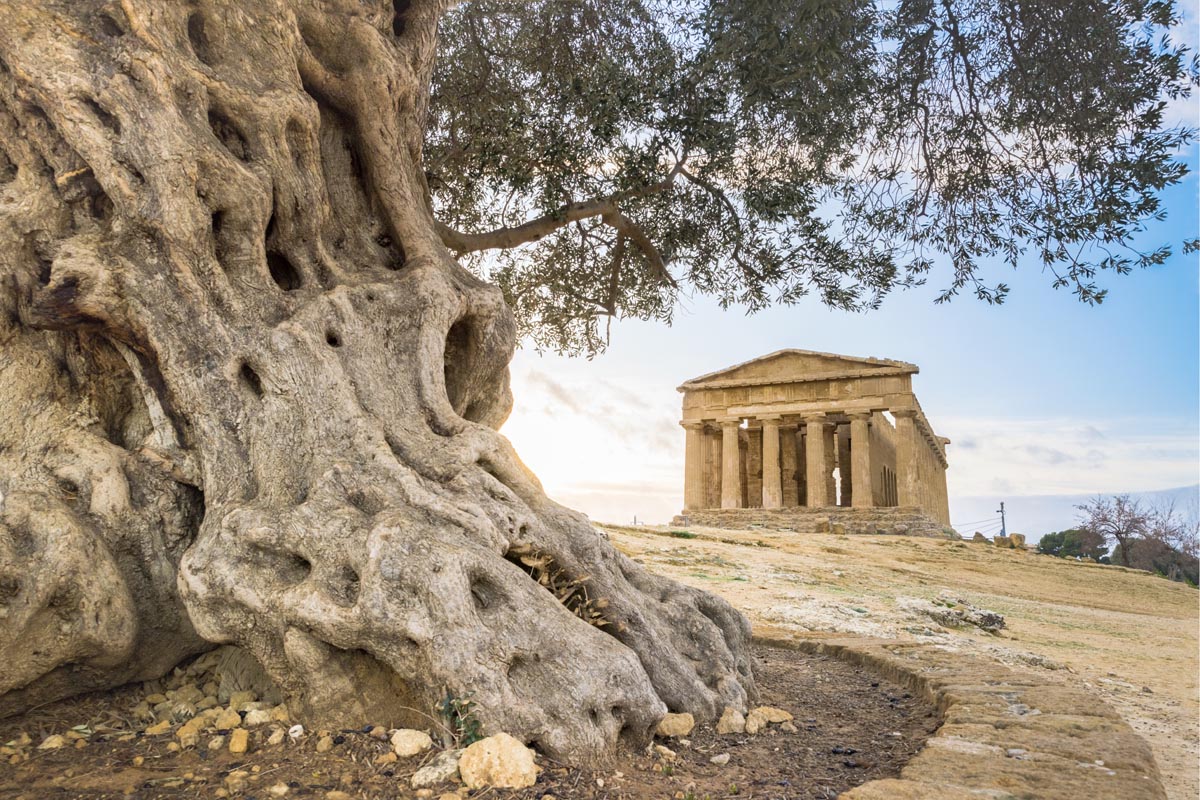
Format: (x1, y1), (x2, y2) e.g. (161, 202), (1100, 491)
(0, 0), (1193, 761)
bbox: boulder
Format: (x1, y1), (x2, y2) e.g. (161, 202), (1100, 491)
(993, 535), (1012, 548)
(972, 532), (988, 543)
(1010, 533), (1026, 548)
(458, 733), (539, 789)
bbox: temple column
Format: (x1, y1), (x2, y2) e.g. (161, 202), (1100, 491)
(682, 421), (706, 510)
(704, 426), (722, 507)
(720, 419), (743, 509)
(823, 423), (837, 505)
(893, 409), (921, 508)
(803, 414), (830, 507)
(836, 425), (852, 506)
(761, 417), (782, 508)
(848, 412), (874, 508)
(780, 424), (799, 507)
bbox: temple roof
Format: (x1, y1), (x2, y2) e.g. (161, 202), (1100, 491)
(678, 349), (918, 391)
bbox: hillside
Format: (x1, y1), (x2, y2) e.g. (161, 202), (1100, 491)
(601, 523), (1200, 800)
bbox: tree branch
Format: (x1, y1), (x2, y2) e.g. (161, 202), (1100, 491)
(436, 164), (684, 254)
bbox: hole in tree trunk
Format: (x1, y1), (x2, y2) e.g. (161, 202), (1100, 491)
(329, 565), (361, 607)
(239, 363), (264, 397)
(443, 318), (473, 418)
(0, 149), (15, 184)
(325, 330), (341, 347)
(267, 252), (302, 291)
(82, 98), (120, 136)
(208, 108), (248, 160)
(391, 0), (410, 36)
(187, 12), (214, 65)
(96, 11), (125, 38)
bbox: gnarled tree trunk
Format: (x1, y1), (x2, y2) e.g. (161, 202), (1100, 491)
(0, 0), (754, 761)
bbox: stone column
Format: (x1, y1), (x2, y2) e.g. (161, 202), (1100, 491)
(760, 417), (782, 508)
(848, 412), (874, 508)
(704, 426), (722, 508)
(823, 423), (837, 505)
(893, 409), (921, 508)
(720, 419), (743, 509)
(780, 424), (799, 507)
(682, 421), (706, 510)
(836, 425), (852, 506)
(803, 414), (830, 507)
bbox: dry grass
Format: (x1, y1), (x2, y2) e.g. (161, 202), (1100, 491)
(602, 523), (1200, 800)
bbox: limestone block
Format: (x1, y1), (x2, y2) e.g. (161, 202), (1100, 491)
(390, 728), (434, 757)
(715, 707), (746, 734)
(1010, 533), (1026, 548)
(655, 712), (695, 738)
(972, 532), (988, 543)
(993, 535), (1012, 548)
(458, 733), (539, 789)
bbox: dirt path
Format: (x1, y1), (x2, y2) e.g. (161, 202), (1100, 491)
(602, 524), (1199, 800)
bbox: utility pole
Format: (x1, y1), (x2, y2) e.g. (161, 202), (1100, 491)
(996, 502), (1007, 537)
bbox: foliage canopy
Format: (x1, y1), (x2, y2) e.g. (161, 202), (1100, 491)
(426, 0), (1197, 353)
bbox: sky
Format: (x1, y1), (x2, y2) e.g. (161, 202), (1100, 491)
(499, 155), (1200, 536)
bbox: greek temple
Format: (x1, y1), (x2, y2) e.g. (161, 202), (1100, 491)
(675, 350), (953, 535)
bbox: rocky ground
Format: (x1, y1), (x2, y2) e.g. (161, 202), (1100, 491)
(0, 645), (935, 799)
(601, 524), (1199, 800)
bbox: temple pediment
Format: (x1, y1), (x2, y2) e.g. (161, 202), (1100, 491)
(679, 349), (917, 389)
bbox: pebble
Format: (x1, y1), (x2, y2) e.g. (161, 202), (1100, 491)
(215, 708), (242, 729)
(145, 720), (172, 736)
(655, 712), (695, 738)
(268, 783), (289, 797)
(228, 728), (250, 754)
(653, 744), (677, 760)
(369, 726), (389, 740)
(709, 753), (731, 765)
(270, 705), (291, 723)
(243, 709), (272, 727)
(37, 735), (66, 750)
(208, 736), (226, 751)
(267, 728), (286, 746)
(376, 752), (398, 765)
(316, 735), (334, 753)
(287, 724), (305, 740)
(391, 728), (434, 757)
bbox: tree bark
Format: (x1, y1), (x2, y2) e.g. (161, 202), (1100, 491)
(0, 0), (754, 761)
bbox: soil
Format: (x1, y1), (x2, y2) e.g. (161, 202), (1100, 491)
(0, 646), (937, 800)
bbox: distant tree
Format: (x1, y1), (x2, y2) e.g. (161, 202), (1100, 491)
(1076, 495), (1152, 564)
(1037, 528), (1108, 560)
(1078, 495), (1199, 584)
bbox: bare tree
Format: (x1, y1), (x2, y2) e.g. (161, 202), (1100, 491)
(1077, 495), (1153, 564)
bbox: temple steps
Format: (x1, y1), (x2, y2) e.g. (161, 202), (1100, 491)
(670, 506), (956, 538)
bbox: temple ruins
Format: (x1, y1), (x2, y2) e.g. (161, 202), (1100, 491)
(674, 350), (954, 536)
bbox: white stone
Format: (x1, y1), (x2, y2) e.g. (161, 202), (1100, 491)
(390, 728), (433, 757)
(709, 753), (730, 765)
(410, 749), (463, 788)
(458, 733), (539, 789)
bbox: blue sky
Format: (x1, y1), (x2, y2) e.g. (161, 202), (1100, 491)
(501, 99), (1200, 537)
